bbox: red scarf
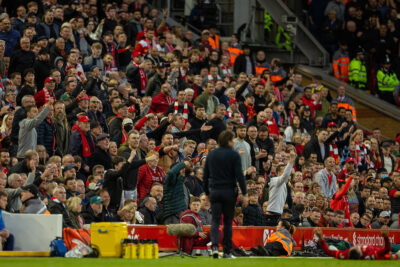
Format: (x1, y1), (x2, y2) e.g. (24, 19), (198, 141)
(288, 111), (296, 125)
(327, 171), (332, 186)
(71, 125), (94, 157)
(122, 130), (128, 145)
(243, 102), (256, 121)
(139, 68), (148, 95)
(355, 141), (370, 168)
(371, 150), (382, 169)
(329, 144), (339, 164)
(174, 101), (188, 125)
(105, 42), (117, 69)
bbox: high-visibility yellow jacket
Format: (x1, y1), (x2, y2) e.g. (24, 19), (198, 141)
(349, 58), (367, 89)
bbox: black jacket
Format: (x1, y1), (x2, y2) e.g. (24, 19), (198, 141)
(88, 146), (113, 171)
(48, 200), (74, 228)
(233, 54), (255, 75)
(302, 136), (330, 163)
(243, 203), (264, 226)
(33, 60), (52, 90)
(184, 175), (204, 197)
(103, 161), (139, 210)
(138, 206), (157, 225)
(11, 107), (27, 146)
(81, 203), (105, 224)
(9, 49), (36, 75)
(9, 159), (31, 175)
(203, 147), (247, 195)
(204, 117), (226, 141)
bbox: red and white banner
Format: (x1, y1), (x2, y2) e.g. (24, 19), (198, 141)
(125, 225), (400, 251)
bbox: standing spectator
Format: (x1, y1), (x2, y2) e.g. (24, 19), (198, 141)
(264, 151), (296, 226)
(36, 104), (56, 157)
(8, 37), (35, 76)
(88, 133), (112, 170)
(242, 189), (264, 226)
(69, 115), (96, 172)
(17, 100), (52, 159)
(315, 157), (337, 199)
(233, 125), (251, 172)
(303, 128), (330, 163)
(34, 77), (57, 108)
(137, 151), (165, 201)
(0, 14), (21, 58)
(148, 83), (174, 114)
(162, 160), (192, 224)
(234, 45), (254, 75)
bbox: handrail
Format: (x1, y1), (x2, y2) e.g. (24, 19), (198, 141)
(296, 65), (400, 122)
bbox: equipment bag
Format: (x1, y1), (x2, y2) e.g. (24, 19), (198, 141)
(50, 237), (68, 257)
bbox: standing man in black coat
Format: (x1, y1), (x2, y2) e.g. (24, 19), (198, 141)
(89, 133), (112, 170)
(204, 130), (248, 259)
(204, 104), (226, 141)
(233, 45), (255, 75)
(8, 37), (36, 76)
(33, 49), (52, 91)
(302, 128), (330, 163)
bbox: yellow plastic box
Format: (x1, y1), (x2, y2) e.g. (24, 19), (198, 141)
(91, 222), (128, 258)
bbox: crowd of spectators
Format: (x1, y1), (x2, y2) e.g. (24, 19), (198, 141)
(307, 0), (400, 105)
(0, 0), (399, 251)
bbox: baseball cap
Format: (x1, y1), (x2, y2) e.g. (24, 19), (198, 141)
(327, 122), (337, 128)
(202, 29), (210, 35)
(156, 62), (166, 69)
(79, 94), (91, 101)
(21, 184), (39, 197)
(78, 116), (90, 123)
(44, 77), (55, 84)
(345, 158), (355, 164)
(90, 196), (103, 204)
(96, 133), (110, 142)
(379, 211), (390, 218)
(229, 98), (237, 105)
(122, 118), (133, 125)
(62, 165), (75, 174)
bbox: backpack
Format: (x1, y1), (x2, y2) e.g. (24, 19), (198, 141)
(50, 237), (67, 257)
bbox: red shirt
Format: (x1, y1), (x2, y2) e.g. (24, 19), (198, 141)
(148, 92), (174, 114)
(320, 236), (391, 260)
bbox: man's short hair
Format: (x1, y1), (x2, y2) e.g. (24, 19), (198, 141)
(217, 130), (235, 147)
(112, 156), (126, 167)
(190, 196), (200, 203)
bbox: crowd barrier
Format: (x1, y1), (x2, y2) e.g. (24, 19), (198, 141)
(64, 225), (400, 251)
(3, 212), (63, 251)
(123, 225), (400, 251)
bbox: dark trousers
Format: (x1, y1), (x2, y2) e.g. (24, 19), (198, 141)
(264, 213), (281, 226)
(265, 241), (287, 256)
(210, 188), (236, 254)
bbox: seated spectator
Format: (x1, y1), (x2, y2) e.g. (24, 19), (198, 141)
(66, 196), (84, 229)
(48, 186), (74, 228)
(118, 200), (143, 224)
(371, 211), (391, 229)
(20, 184), (48, 214)
(302, 208), (321, 227)
(81, 195), (104, 224)
(98, 189), (117, 222)
(138, 196), (158, 224)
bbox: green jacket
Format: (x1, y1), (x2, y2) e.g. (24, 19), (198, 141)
(349, 59), (367, 88)
(146, 73), (165, 97)
(194, 92), (218, 115)
(162, 162), (187, 220)
(377, 69), (399, 92)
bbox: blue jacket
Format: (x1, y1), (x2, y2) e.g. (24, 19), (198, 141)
(0, 29), (21, 57)
(68, 129), (95, 166)
(37, 119), (56, 156)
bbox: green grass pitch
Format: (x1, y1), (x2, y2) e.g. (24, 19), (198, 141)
(1, 257), (400, 267)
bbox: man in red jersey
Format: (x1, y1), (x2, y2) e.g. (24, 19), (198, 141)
(314, 228), (400, 260)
